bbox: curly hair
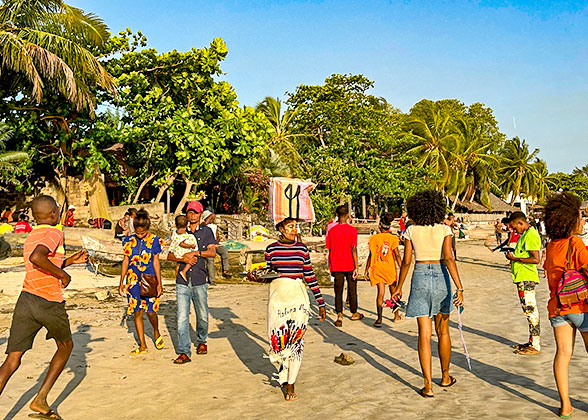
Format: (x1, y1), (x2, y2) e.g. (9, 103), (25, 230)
(543, 192), (582, 240)
(406, 190), (446, 226)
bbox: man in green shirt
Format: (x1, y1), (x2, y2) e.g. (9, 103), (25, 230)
(504, 211), (541, 355)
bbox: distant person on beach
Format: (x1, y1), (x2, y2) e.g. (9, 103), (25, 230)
(88, 217), (112, 229)
(64, 205), (75, 227)
(443, 213), (458, 260)
(326, 205), (363, 326)
(114, 212), (131, 241)
(202, 210), (230, 285)
(128, 208), (137, 235)
(14, 213), (32, 234)
(543, 192), (588, 418)
(167, 201), (216, 364)
(392, 190), (464, 398)
(118, 209), (165, 355)
(0, 217), (13, 235)
(364, 213), (402, 327)
(503, 211), (542, 355)
(0, 195), (87, 419)
(494, 218), (504, 247)
(169, 214), (198, 282)
(265, 217), (326, 401)
(1, 207), (13, 222)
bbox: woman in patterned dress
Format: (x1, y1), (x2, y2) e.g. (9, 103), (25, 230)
(118, 209), (165, 354)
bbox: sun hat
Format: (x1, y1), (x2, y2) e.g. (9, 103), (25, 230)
(68, 205), (76, 210)
(202, 210), (213, 220)
(186, 201), (203, 213)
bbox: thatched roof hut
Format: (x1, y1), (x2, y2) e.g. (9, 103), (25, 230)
(449, 193), (517, 214)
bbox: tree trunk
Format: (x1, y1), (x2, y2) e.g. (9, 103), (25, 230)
(154, 173), (177, 203)
(174, 176), (196, 215)
(132, 172), (157, 204)
(451, 191), (461, 211)
(86, 165), (111, 220)
(166, 189), (171, 214)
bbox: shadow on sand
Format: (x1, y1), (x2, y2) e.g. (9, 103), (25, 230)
(3, 324), (104, 420)
(209, 307), (276, 385)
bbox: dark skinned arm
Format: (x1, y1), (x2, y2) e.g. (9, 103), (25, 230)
(167, 251), (198, 265)
(506, 250), (540, 264)
(442, 235), (464, 306)
(153, 254), (163, 297)
(30, 245), (71, 288)
(364, 250), (371, 279)
(393, 247), (402, 270)
(392, 239), (413, 300)
(352, 245), (358, 278)
(179, 240), (197, 249)
(492, 231), (513, 252)
(118, 255), (130, 297)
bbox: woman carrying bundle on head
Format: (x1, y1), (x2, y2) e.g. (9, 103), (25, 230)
(543, 192), (588, 418)
(264, 218), (326, 401)
(392, 190), (464, 398)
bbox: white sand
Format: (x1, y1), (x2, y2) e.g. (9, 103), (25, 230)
(1, 240), (588, 419)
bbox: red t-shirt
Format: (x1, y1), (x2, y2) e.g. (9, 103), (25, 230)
(326, 223), (358, 272)
(14, 221), (32, 233)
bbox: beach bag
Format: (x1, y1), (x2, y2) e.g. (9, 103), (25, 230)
(556, 238), (588, 308)
(140, 273), (158, 298)
(269, 177), (316, 224)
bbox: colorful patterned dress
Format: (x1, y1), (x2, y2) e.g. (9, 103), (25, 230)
(122, 233), (164, 314)
(264, 241), (325, 385)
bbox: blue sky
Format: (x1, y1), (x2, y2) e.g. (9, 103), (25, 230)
(72, 0), (588, 173)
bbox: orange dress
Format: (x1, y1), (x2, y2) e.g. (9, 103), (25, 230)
(368, 232), (399, 286)
(544, 236), (588, 318)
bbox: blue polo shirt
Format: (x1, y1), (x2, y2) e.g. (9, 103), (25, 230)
(175, 223), (216, 286)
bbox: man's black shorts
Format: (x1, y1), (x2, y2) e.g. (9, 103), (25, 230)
(6, 291), (72, 353)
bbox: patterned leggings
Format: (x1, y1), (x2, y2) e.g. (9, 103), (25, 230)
(517, 281), (540, 350)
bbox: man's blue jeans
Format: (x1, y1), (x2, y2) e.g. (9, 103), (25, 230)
(176, 283), (208, 357)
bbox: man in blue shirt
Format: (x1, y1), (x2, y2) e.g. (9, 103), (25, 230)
(167, 201), (216, 364)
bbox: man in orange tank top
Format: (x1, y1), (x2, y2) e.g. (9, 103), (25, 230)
(0, 196), (87, 419)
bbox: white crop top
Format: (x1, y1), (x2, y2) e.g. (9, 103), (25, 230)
(404, 224), (453, 261)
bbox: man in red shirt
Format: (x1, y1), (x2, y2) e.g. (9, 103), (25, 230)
(326, 205), (363, 326)
(14, 214), (32, 234)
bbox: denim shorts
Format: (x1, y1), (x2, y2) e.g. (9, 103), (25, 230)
(550, 313), (588, 331)
(405, 263), (453, 318)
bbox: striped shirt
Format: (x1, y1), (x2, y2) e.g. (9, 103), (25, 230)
(265, 241), (325, 307)
(22, 224), (65, 302)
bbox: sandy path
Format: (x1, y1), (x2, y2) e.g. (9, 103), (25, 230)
(1, 241), (588, 419)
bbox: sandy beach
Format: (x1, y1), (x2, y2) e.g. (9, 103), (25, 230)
(1, 239), (587, 419)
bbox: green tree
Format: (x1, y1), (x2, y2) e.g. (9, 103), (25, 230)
(0, 0), (116, 113)
(255, 96), (306, 173)
(498, 137), (540, 204)
(103, 34), (269, 212)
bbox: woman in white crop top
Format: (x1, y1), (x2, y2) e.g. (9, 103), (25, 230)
(392, 190), (464, 398)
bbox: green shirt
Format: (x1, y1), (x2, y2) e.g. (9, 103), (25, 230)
(511, 226), (541, 283)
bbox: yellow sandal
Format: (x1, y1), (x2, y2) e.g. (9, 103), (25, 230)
(130, 348), (148, 355)
(155, 336), (164, 350)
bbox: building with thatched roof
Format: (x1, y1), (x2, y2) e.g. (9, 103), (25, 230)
(449, 193), (517, 214)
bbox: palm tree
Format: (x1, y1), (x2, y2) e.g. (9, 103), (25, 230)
(402, 100), (458, 190)
(498, 137), (540, 204)
(0, 0), (116, 114)
(446, 118), (500, 209)
(256, 96), (308, 173)
(0, 123), (29, 188)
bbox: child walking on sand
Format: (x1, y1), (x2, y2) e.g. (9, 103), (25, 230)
(0, 195), (87, 419)
(365, 213), (403, 327)
(169, 215), (198, 281)
(118, 209), (165, 354)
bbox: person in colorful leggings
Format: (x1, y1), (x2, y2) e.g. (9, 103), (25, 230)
(504, 211), (542, 355)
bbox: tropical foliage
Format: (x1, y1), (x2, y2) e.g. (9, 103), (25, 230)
(0, 2), (583, 219)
